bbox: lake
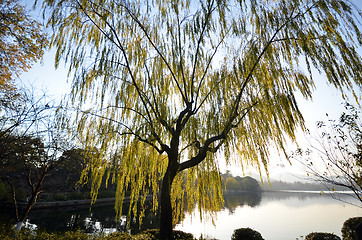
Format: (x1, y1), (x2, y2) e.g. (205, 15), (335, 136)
(175, 191), (362, 240)
(0, 191), (360, 239)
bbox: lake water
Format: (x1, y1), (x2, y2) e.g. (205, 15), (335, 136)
(1, 191), (360, 239)
(175, 191), (362, 240)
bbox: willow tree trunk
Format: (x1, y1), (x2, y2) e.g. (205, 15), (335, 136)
(159, 161), (178, 240)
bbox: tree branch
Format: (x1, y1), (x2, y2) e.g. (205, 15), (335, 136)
(190, 0), (216, 102)
(118, 2), (188, 104)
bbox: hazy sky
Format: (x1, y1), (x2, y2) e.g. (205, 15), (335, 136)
(18, 1), (362, 182)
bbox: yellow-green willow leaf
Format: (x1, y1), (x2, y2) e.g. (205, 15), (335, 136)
(43, 0), (362, 238)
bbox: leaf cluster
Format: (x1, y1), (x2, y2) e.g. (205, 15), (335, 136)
(304, 232), (341, 240)
(0, 0), (48, 98)
(231, 227), (265, 240)
(342, 217), (362, 240)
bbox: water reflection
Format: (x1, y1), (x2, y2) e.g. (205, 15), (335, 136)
(262, 191), (324, 202)
(1, 191), (360, 238)
(15, 202), (160, 234)
(24, 192), (263, 233)
(175, 191), (362, 240)
(224, 191), (262, 213)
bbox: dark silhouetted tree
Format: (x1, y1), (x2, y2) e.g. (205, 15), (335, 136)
(0, 90), (69, 230)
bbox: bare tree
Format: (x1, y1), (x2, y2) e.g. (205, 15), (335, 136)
(0, 88), (70, 230)
(293, 103), (361, 207)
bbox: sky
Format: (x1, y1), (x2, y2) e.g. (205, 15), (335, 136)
(18, 0), (362, 183)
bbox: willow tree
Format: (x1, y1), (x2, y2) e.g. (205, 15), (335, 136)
(42, 0), (362, 239)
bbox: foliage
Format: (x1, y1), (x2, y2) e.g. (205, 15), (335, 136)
(231, 228), (264, 240)
(0, 0), (47, 109)
(48, 148), (93, 192)
(138, 229), (195, 240)
(0, 131), (68, 225)
(0, 224), (195, 240)
(41, 0), (362, 238)
(293, 103), (362, 205)
(104, 232), (132, 240)
(304, 232), (341, 240)
(0, 224), (91, 240)
(0, 134), (46, 176)
(225, 177), (240, 191)
(222, 174), (261, 192)
(239, 177), (261, 192)
(342, 217), (362, 240)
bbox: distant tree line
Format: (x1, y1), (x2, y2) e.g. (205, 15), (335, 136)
(0, 136), (118, 203)
(222, 173), (261, 192)
(261, 180), (346, 192)
(221, 173), (347, 192)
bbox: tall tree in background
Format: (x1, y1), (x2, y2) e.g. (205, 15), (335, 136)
(0, 0), (47, 109)
(42, 0), (362, 239)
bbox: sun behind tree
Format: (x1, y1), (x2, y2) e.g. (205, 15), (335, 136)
(41, 0), (361, 239)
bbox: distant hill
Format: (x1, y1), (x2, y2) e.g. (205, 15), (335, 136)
(261, 180), (346, 191)
(222, 172), (346, 192)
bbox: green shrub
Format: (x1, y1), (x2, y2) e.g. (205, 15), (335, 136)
(0, 225), (145, 240)
(0, 224), (35, 240)
(103, 232), (132, 240)
(138, 229), (158, 240)
(0, 223), (14, 238)
(139, 229), (195, 240)
(36, 230), (89, 240)
(0, 225), (196, 240)
(305, 232), (341, 240)
(231, 228), (264, 240)
(172, 230), (195, 240)
(198, 235), (217, 240)
(342, 217), (362, 240)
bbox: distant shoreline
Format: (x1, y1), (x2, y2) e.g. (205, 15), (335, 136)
(0, 190), (355, 213)
(262, 189), (355, 194)
(0, 195), (153, 213)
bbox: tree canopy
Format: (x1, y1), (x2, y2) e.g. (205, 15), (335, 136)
(41, 0), (362, 238)
(0, 0), (47, 110)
